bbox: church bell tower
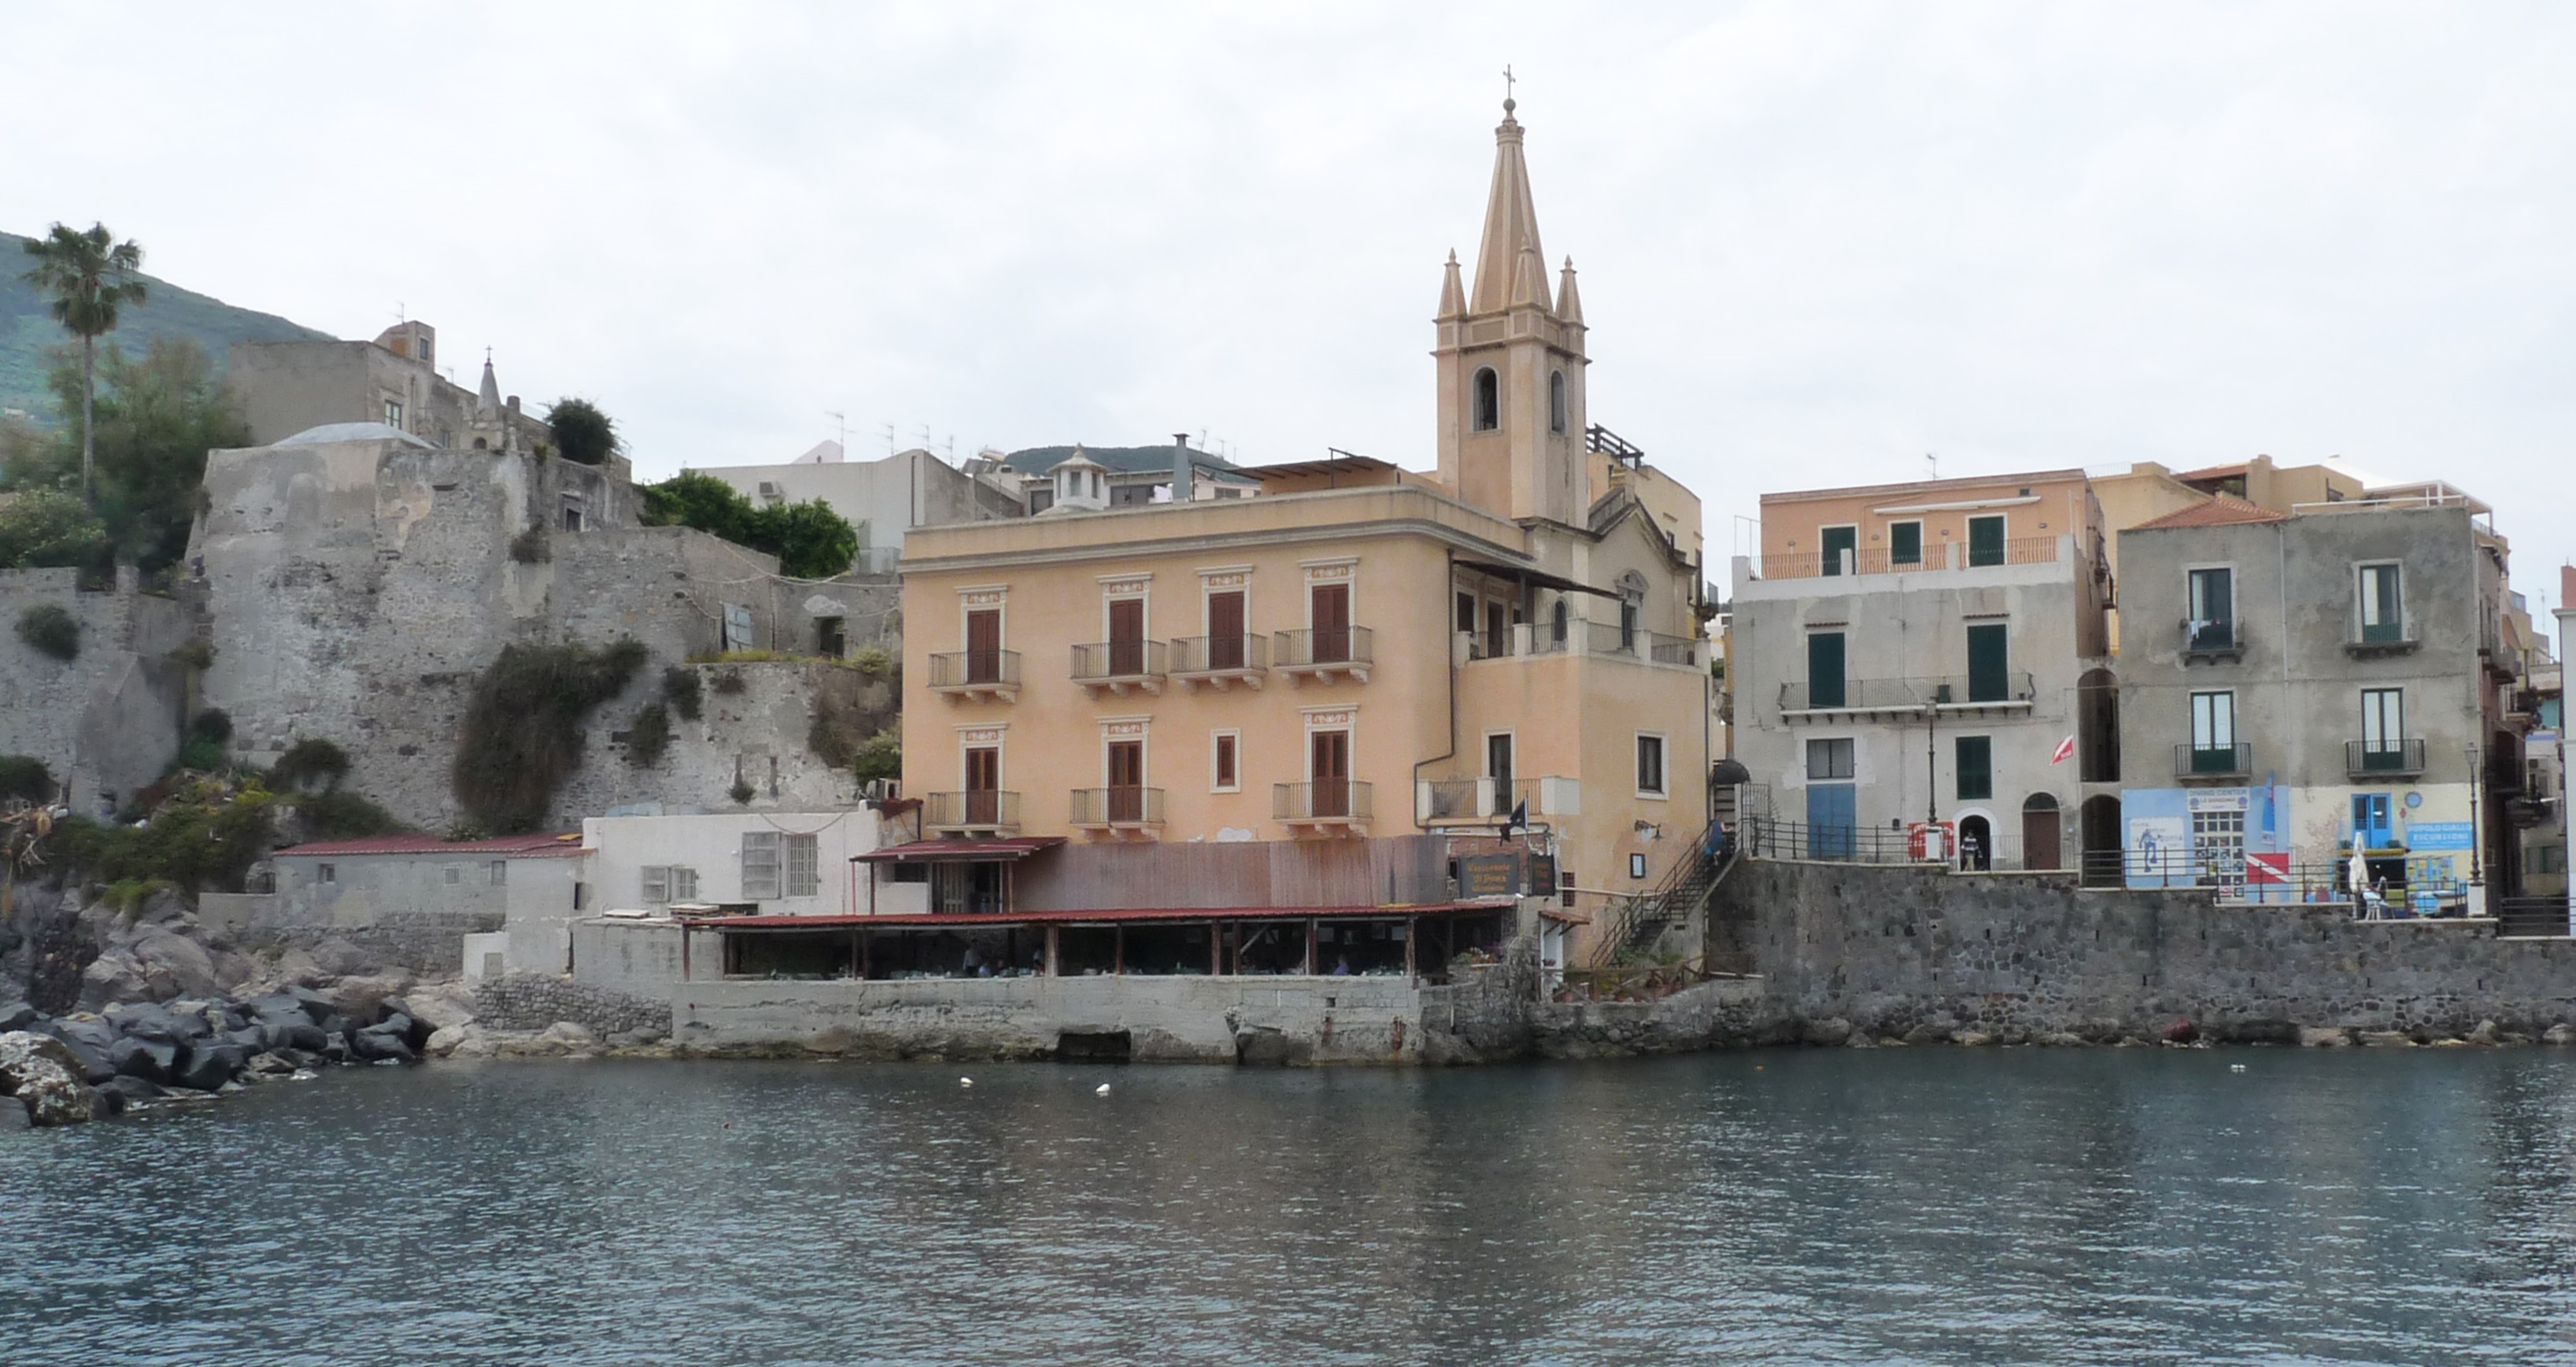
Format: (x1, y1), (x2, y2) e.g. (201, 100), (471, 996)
(1434, 98), (1590, 526)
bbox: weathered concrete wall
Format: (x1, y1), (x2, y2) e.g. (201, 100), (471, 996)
(1532, 978), (1778, 1058)
(571, 919), (683, 996)
(1715, 856), (2576, 1040)
(671, 974), (1425, 1063)
(0, 568), (192, 810)
(249, 852), (507, 974)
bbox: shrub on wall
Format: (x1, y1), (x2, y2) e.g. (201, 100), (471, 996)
(662, 665), (702, 721)
(0, 755), (54, 804)
(626, 702), (671, 768)
(509, 526), (552, 564)
(452, 639), (648, 833)
(17, 604), (79, 661)
(50, 775), (276, 897)
(189, 709), (232, 744)
(545, 398), (618, 467)
(270, 738), (351, 792)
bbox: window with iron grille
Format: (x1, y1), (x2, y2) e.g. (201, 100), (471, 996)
(785, 833), (819, 898)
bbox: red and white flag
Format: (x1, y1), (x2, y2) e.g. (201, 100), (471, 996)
(2050, 735), (2076, 765)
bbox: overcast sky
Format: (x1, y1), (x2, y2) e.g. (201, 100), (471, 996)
(9, 2), (2571, 608)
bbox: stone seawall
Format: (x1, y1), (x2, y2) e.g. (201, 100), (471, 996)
(1714, 858), (2576, 1042)
(474, 974), (667, 1039)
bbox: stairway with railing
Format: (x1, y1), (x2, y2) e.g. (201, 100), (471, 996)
(1594, 819), (1737, 966)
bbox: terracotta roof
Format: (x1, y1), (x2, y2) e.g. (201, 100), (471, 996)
(272, 832), (583, 858)
(853, 837), (1068, 863)
(679, 898), (1517, 929)
(2128, 496), (2290, 531)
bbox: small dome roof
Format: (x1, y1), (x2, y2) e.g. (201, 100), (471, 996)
(274, 422), (435, 449)
(1709, 758), (1752, 787)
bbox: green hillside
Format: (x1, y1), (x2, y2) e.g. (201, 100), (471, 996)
(1, 229), (331, 420)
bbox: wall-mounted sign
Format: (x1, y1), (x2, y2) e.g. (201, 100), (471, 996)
(2408, 822), (2473, 850)
(2404, 791), (2424, 809)
(1457, 854), (1520, 898)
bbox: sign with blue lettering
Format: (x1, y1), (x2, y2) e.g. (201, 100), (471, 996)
(2408, 822), (2474, 850)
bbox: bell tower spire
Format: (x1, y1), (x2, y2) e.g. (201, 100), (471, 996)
(1433, 97), (1590, 525)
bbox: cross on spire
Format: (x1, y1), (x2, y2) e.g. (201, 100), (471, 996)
(1502, 64), (1516, 113)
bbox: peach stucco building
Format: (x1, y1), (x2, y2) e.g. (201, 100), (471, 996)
(894, 102), (1714, 962)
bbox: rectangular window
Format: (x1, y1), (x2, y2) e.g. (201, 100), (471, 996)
(2190, 690), (2238, 773)
(1805, 631), (1846, 709)
(642, 866), (667, 903)
(722, 603), (756, 652)
(742, 831), (784, 900)
(384, 399), (404, 430)
(2360, 563), (2404, 643)
(1965, 623), (2009, 702)
(1635, 734), (1667, 796)
(1820, 525), (1857, 576)
(889, 861), (929, 885)
(1955, 736), (1992, 801)
(671, 866), (697, 901)
(1211, 730), (1240, 792)
(785, 833), (819, 897)
(1806, 737), (1855, 780)
(1966, 515), (2005, 567)
(443, 866), (463, 885)
(1456, 591), (1477, 634)
(1888, 521), (1923, 567)
(317, 863), (335, 885)
(2192, 806), (2246, 889)
(488, 860), (508, 887)
(2188, 568), (2234, 648)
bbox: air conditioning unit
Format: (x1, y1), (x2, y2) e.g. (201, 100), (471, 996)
(861, 778), (898, 804)
(757, 481), (784, 502)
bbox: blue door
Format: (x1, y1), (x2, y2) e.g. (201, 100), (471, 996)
(1808, 782), (1857, 859)
(2352, 793), (2393, 849)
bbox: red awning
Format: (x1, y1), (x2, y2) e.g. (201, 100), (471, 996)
(681, 897), (1517, 930)
(853, 837), (1067, 863)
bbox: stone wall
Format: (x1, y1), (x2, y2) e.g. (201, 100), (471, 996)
(472, 973), (667, 1037)
(559, 659), (895, 821)
(1532, 979), (1779, 1058)
(1713, 857), (2576, 1040)
(571, 919), (683, 997)
(0, 567), (192, 809)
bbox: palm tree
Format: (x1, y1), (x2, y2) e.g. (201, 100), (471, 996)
(20, 223), (148, 510)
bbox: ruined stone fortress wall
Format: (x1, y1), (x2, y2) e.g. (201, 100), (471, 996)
(0, 566), (194, 809)
(189, 436), (897, 829)
(1716, 858), (2576, 1040)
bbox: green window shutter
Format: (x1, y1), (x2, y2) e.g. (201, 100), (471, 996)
(1967, 515), (2005, 567)
(1807, 632), (1846, 709)
(1889, 522), (1922, 566)
(1966, 623), (2008, 702)
(1820, 526), (1857, 576)
(1956, 736), (1992, 801)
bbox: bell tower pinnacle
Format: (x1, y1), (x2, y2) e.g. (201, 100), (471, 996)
(1433, 98), (1589, 525)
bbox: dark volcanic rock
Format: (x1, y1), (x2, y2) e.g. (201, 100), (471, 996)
(42, 1019), (118, 1084)
(109, 1036), (182, 1085)
(349, 1025), (417, 1065)
(97, 1074), (168, 1105)
(87, 1084), (128, 1118)
(0, 1000), (38, 1033)
(174, 1043), (246, 1093)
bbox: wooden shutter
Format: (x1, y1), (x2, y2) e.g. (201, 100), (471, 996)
(1806, 632), (1846, 709)
(1207, 590), (1246, 670)
(966, 609), (1001, 684)
(1310, 583), (1351, 663)
(1966, 623), (2008, 702)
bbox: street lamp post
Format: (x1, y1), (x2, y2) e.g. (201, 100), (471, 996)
(2466, 741), (2488, 918)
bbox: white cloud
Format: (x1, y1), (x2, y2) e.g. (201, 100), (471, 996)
(6, 1), (2572, 610)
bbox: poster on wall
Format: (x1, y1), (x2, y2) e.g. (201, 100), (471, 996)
(2408, 822), (2474, 851)
(2127, 814), (2189, 885)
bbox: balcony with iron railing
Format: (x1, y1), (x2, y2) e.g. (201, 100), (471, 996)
(1071, 639), (1168, 696)
(926, 790), (1021, 833)
(1753, 534), (2064, 582)
(1504, 620), (1705, 669)
(2347, 738), (2427, 778)
(1169, 634), (1268, 690)
(1275, 779), (1373, 833)
(1070, 785), (1166, 835)
(2346, 615), (2420, 658)
(2180, 619), (2244, 663)
(1780, 672), (2035, 718)
(1273, 626), (1373, 684)
(1414, 776), (1579, 825)
(927, 649), (1022, 703)
(2174, 742), (2253, 781)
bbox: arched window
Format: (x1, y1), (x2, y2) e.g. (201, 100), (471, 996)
(1472, 368), (1499, 431)
(1549, 370), (1567, 434)
(1550, 598), (1568, 647)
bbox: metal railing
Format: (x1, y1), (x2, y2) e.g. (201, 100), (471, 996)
(1740, 818), (1922, 864)
(1596, 821), (1735, 965)
(1170, 634), (1267, 674)
(2181, 621), (2242, 656)
(2174, 742), (2254, 779)
(1922, 671), (2037, 705)
(2346, 738), (2427, 778)
(928, 649), (1021, 689)
(1273, 626), (1374, 670)
(1275, 780), (1373, 822)
(1071, 639), (1169, 681)
(1754, 534), (2064, 581)
(1070, 786), (1165, 826)
(1573, 620), (1702, 666)
(925, 790), (1020, 829)
(1780, 673), (2035, 711)
(1416, 777), (1563, 822)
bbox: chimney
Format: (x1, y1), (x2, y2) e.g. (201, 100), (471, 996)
(506, 396), (521, 415)
(1173, 433), (1192, 503)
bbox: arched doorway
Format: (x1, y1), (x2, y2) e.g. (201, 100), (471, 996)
(2081, 794), (2123, 887)
(2076, 667), (2120, 783)
(1957, 814), (1994, 871)
(2022, 793), (2063, 870)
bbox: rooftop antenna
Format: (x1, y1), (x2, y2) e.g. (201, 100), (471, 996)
(881, 423), (897, 456)
(1925, 453), (1939, 480)
(826, 409), (847, 453)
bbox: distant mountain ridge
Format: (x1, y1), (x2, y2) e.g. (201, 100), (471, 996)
(0, 229), (330, 420)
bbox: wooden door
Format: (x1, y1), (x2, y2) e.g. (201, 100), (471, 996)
(1108, 597), (1145, 676)
(1486, 733), (1514, 813)
(964, 747), (1000, 826)
(1107, 741), (1144, 822)
(1207, 590), (1245, 671)
(1485, 601), (1509, 658)
(1311, 583), (1351, 664)
(2022, 804), (2061, 870)
(966, 609), (1001, 684)
(1310, 730), (1350, 817)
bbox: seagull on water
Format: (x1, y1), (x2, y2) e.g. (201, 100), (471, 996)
(959, 1077), (974, 1087)
(1096, 1083), (1111, 1096)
